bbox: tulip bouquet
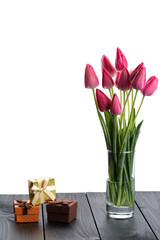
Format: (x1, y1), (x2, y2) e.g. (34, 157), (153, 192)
(84, 48), (158, 214)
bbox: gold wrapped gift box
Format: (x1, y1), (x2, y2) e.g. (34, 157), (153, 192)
(28, 177), (56, 205)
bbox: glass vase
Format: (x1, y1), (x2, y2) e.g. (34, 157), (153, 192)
(106, 150), (135, 219)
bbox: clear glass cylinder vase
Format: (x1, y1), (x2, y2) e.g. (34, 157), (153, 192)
(106, 150), (135, 219)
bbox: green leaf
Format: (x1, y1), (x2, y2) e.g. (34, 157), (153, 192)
(98, 111), (111, 149)
(117, 133), (128, 180)
(131, 133), (136, 151)
(131, 107), (136, 130)
(112, 115), (118, 175)
(104, 111), (113, 143)
(132, 120), (143, 150)
(135, 120), (143, 141)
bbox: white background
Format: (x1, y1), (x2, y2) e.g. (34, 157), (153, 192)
(0, 0), (160, 194)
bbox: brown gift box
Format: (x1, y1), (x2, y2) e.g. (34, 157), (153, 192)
(46, 198), (78, 223)
(13, 200), (40, 223)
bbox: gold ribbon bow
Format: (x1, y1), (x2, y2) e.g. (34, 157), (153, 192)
(31, 177), (56, 205)
(15, 200), (32, 215)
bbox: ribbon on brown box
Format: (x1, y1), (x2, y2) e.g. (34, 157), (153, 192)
(15, 200), (32, 215)
(48, 198), (73, 206)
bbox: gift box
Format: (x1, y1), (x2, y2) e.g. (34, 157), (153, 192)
(46, 198), (78, 223)
(13, 200), (40, 223)
(28, 177), (56, 205)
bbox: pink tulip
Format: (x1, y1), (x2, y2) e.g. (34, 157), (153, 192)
(102, 68), (114, 89)
(142, 76), (158, 96)
(129, 62), (144, 82)
(101, 55), (116, 77)
(117, 67), (131, 91)
(84, 64), (99, 88)
(115, 72), (120, 86)
(115, 48), (128, 71)
(131, 67), (146, 90)
(110, 94), (122, 115)
(96, 89), (111, 112)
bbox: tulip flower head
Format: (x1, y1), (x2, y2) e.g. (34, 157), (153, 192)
(115, 48), (128, 71)
(110, 94), (122, 115)
(117, 67), (131, 91)
(142, 76), (158, 96)
(101, 55), (116, 77)
(84, 64), (99, 88)
(102, 68), (114, 89)
(131, 67), (146, 90)
(96, 89), (111, 112)
(129, 62), (144, 82)
(115, 72), (120, 86)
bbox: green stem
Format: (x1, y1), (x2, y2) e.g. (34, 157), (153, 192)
(92, 88), (99, 111)
(120, 91), (122, 105)
(120, 91), (122, 123)
(123, 91), (126, 131)
(132, 89), (134, 106)
(130, 89), (134, 129)
(119, 89), (132, 132)
(92, 89), (111, 148)
(117, 90), (138, 206)
(135, 95), (145, 120)
(113, 115), (117, 153)
(113, 115), (117, 173)
(127, 91), (130, 124)
(123, 165), (134, 206)
(119, 90), (138, 154)
(111, 87), (114, 97)
(109, 89), (112, 99)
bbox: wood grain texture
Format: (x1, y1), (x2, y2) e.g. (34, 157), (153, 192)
(136, 192), (160, 240)
(87, 192), (156, 240)
(43, 193), (100, 240)
(0, 194), (44, 240)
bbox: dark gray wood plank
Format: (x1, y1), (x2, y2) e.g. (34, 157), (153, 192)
(0, 194), (44, 240)
(43, 193), (100, 240)
(87, 192), (156, 240)
(136, 192), (160, 240)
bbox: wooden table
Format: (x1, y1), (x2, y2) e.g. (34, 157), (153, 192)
(0, 192), (159, 240)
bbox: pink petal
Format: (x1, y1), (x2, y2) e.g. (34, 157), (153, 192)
(142, 76), (158, 96)
(129, 62), (144, 82)
(102, 68), (114, 89)
(117, 67), (131, 91)
(84, 64), (99, 88)
(131, 67), (146, 90)
(110, 94), (122, 115)
(115, 72), (120, 86)
(96, 89), (111, 112)
(101, 55), (116, 77)
(115, 48), (128, 71)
